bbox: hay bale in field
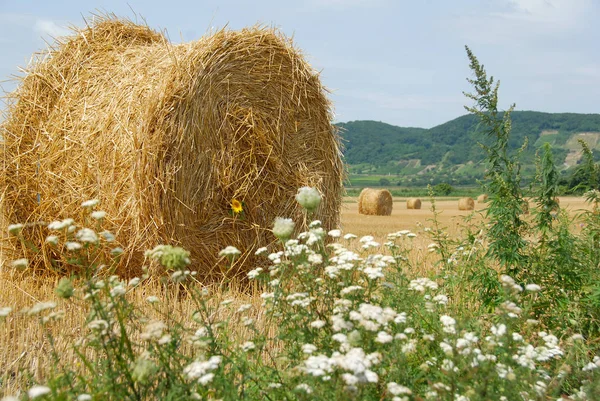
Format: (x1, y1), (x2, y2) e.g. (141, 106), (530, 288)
(1, 17), (344, 278)
(358, 188), (393, 216)
(477, 194), (488, 203)
(458, 197), (475, 211)
(406, 198), (421, 209)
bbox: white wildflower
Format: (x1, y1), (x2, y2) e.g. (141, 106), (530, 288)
(247, 267), (263, 279)
(328, 229), (342, 238)
(87, 319), (109, 335)
(440, 315), (457, 334)
(308, 252), (323, 265)
(0, 307), (12, 317)
(198, 373), (215, 385)
(255, 246), (268, 255)
(401, 339), (417, 354)
(375, 331), (394, 344)
(219, 246), (241, 257)
(11, 258), (28, 270)
(303, 354), (334, 377)
(388, 382), (412, 395)
(110, 285), (126, 297)
(272, 217), (295, 240)
(433, 294), (449, 305)
(128, 277), (141, 287)
(343, 233), (358, 240)
(303, 344), (318, 354)
(183, 356), (222, 382)
(91, 210), (106, 220)
(7, 223), (24, 236)
(146, 296), (159, 304)
(570, 334), (584, 341)
(48, 218), (74, 231)
(141, 321), (167, 341)
(311, 319), (327, 329)
(28, 385), (51, 399)
(81, 199), (100, 208)
(440, 341), (453, 356)
(295, 187), (321, 211)
(45, 235), (59, 245)
(295, 383), (313, 394)
(27, 301), (56, 315)
(491, 324), (507, 337)
(100, 231), (115, 242)
(408, 277), (438, 292)
(65, 242), (82, 251)
(241, 341), (256, 352)
(525, 284), (541, 292)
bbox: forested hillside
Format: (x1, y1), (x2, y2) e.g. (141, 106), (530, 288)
(338, 111), (600, 186)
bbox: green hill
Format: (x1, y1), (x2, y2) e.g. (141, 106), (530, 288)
(337, 111), (600, 186)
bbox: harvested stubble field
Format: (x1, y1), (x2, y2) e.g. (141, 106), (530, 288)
(0, 196), (594, 395)
(341, 196), (591, 239)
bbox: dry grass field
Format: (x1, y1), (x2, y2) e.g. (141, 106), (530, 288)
(0, 196), (594, 395)
(342, 196), (591, 238)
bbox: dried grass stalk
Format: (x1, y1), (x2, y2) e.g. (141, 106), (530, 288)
(458, 197), (475, 211)
(406, 198), (421, 209)
(1, 17), (344, 279)
(477, 194), (488, 203)
(358, 188), (393, 216)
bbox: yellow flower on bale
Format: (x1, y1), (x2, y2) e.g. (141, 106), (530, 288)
(231, 199), (243, 214)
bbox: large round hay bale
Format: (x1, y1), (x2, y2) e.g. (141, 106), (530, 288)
(1, 18), (343, 278)
(406, 198), (421, 209)
(358, 188), (393, 216)
(458, 197), (475, 211)
(477, 194), (488, 203)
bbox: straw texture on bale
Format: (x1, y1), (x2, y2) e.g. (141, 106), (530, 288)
(1, 17), (344, 278)
(358, 188), (393, 216)
(406, 198), (421, 210)
(477, 194), (488, 203)
(458, 197), (475, 211)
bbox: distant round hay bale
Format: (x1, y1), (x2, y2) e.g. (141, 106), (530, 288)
(358, 188), (393, 216)
(406, 198), (421, 209)
(477, 194), (488, 203)
(458, 197), (475, 211)
(1, 17), (343, 278)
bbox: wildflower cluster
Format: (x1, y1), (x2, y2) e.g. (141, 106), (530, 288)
(3, 188), (600, 400)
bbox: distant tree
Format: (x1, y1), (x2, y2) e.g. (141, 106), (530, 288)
(379, 178), (391, 186)
(568, 139), (599, 193)
(433, 183), (453, 196)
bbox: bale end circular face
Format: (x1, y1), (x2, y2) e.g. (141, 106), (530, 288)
(406, 198), (422, 209)
(1, 17), (344, 279)
(458, 197), (475, 211)
(358, 188), (393, 216)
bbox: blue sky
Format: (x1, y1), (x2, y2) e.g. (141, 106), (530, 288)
(0, 0), (598, 128)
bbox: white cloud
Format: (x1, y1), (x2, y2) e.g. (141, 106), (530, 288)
(347, 92), (464, 111)
(452, 0), (593, 45)
(307, 0), (385, 8)
(500, 0), (591, 28)
(34, 19), (70, 38)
